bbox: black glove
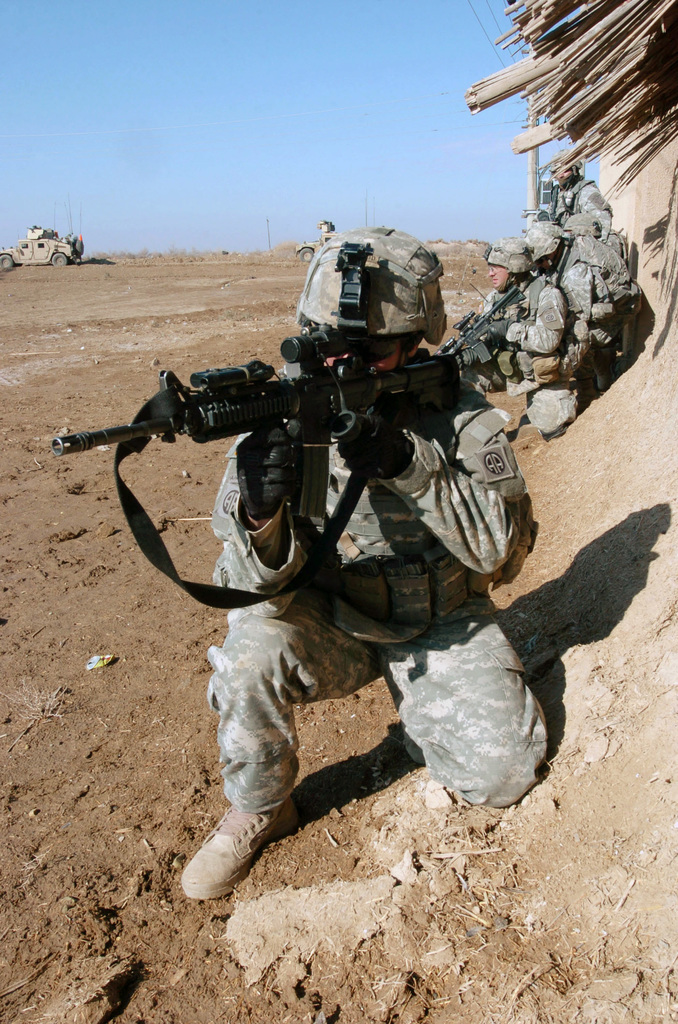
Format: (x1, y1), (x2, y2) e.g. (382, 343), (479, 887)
(237, 424), (297, 521)
(482, 320), (512, 347)
(338, 415), (414, 480)
(458, 345), (481, 368)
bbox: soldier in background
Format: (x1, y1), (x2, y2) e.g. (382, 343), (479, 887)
(546, 151), (613, 241)
(525, 221), (594, 405)
(465, 237), (577, 440)
(180, 227), (547, 901)
(525, 220), (640, 403)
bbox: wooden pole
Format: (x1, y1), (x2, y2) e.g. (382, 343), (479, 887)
(526, 96), (539, 226)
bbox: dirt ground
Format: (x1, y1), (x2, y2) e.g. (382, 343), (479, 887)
(1, 244), (677, 1024)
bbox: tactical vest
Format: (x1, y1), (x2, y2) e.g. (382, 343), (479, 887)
(318, 401), (525, 631)
(481, 277), (553, 384)
(523, 276), (547, 322)
(550, 178), (609, 224)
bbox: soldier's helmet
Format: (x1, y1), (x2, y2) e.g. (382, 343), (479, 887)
(484, 237), (533, 275)
(296, 226), (447, 347)
(549, 149), (584, 183)
(525, 222), (564, 261)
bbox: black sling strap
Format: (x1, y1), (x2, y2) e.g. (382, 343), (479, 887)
(113, 389), (367, 609)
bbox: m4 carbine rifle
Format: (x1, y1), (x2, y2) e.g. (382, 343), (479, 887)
(51, 242), (463, 609)
(437, 284), (524, 365)
(51, 338), (460, 609)
(52, 332), (461, 522)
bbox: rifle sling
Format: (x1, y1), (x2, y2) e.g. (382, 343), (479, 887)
(113, 388), (367, 609)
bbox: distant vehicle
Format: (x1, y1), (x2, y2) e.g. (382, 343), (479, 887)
(295, 220), (336, 263)
(0, 226), (84, 270)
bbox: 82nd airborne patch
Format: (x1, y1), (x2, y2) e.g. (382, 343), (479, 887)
(471, 440), (516, 483)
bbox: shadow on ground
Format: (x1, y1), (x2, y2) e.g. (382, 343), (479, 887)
(293, 726), (415, 823)
(296, 504), (671, 809)
(498, 503), (671, 757)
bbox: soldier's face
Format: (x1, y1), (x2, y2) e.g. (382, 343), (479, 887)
(556, 167), (573, 184)
(535, 242), (562, 270)
(327, 336), (419, 373)
(363, 336), (419, 371)
(487, 264), (510, 291)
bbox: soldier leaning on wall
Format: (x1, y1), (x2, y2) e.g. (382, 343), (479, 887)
(542, 150), (613, 241)
(525, 219), (641, 406)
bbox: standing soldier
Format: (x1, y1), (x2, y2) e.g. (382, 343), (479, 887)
(546, 150), (613, 241)
(180, 227), (547, 901)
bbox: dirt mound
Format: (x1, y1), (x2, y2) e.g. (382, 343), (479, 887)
(1, 252), (676, 1023)
(428, 239), (487, 259)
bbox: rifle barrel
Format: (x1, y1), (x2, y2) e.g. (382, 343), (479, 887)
(51, 418), (176, 456)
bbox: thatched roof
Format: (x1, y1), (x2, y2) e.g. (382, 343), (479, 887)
(466, 0), (678, 186)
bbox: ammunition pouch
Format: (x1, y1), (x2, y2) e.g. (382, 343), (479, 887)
(591, 301), (615, 321)
(339, 559), (391, 621)
(496, 349), (523, 382)
(531, 353), (562, 384)
(337, 547), (468, 626)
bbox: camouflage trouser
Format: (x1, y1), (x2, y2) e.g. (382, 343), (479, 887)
(526, 382), (577, 434)
(466, 364), (576, 435)
(575, 346), (618, 393)
(462, 360), (508, 395)
(206, 591), (546, 813)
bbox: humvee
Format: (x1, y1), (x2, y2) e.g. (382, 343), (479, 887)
(0, 226), (84, 270)
(295, 220), (336, 263)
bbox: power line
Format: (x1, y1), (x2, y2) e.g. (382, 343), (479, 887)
(484, 0), (517, 62)
(466, 0), (507, 68)
(484, 0), (503, 33)
(0, 91), (457, 141)
(7, 121), (527, 167)
(6, 119), (526, 162)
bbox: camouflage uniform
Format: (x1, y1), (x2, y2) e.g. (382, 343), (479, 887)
(527, 220), (635, 397)
(548, 156), (613, 241)
(550, 179), (613, 238)
(525, 221), (593, 379)
(481, 275), (577, 435)
(557, 233), (621, 393)
(207, 384), (546, 812)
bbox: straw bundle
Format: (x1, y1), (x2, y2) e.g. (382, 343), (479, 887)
(466, 1), (678, 186)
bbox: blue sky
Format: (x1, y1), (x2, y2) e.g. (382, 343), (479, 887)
(0, 1), (582, 253)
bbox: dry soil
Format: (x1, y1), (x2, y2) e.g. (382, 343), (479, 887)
(1, 246), (677, 1024)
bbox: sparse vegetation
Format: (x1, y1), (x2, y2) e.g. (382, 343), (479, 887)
(2, 679), (68, 723)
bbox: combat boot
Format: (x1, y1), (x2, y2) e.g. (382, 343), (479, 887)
(539, 424), (568, 442)
(181, 797), (298, 900)
(592, 346), (617, 392)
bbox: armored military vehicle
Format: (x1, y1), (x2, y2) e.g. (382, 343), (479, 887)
(0, 226), (84, 270)
(295, 220), (336, 263)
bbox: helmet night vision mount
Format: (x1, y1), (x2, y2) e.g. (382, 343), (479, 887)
(334, 241), (373, 335)
(281, 241), (376, 369)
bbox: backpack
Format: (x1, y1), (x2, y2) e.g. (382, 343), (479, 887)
(568, 231), (641, 318)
